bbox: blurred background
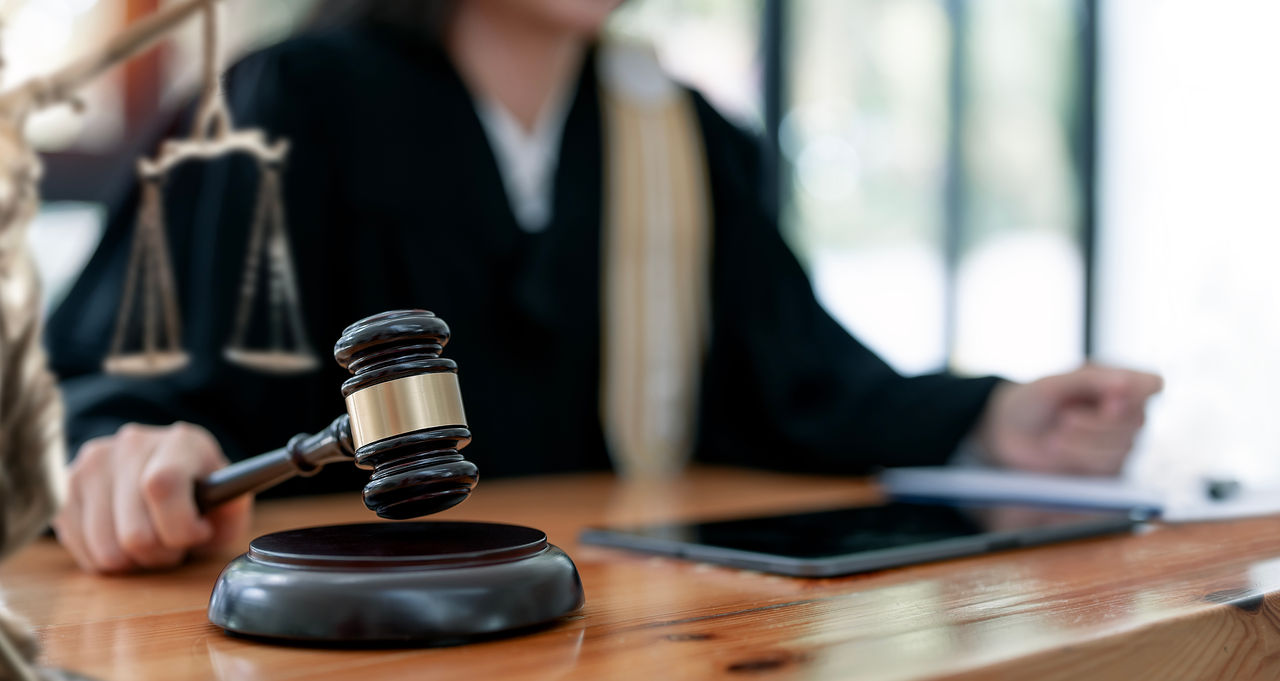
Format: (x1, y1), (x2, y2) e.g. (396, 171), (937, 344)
(9, 0), (1280, 491)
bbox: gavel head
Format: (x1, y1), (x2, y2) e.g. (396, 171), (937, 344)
(334, 310), (477, 520)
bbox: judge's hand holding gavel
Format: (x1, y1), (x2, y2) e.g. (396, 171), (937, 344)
(55, 309), (480, 573)
(52, 422), (250, 573)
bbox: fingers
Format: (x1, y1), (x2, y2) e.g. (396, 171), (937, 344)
(70, 435), (131, 572)
(984, 365), (1160, 476)
(140, 423), (218, 551)
(1043, 365), (1159, 404)
(1092, 367), (1162, 422)
(52, 437), (106, 572)
(195, 494), (253, 558)
(114, 427), (185, 569)
(1044, 408), (1138, 475)
(53, 422), (237, 574)
(67, 425), (165, 573)
(1034, 365), (1162, 434)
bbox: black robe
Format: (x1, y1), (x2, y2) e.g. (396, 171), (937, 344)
(47, 24), (1000, 495)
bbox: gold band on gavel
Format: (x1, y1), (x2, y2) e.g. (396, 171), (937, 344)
(344, 373), (468, 449)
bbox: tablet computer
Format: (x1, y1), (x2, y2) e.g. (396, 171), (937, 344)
(580, 501), (1147, 577)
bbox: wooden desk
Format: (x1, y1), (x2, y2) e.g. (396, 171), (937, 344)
(3, 467), (1279, 681)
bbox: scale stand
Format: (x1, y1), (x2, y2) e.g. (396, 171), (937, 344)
(103, 1), (317, 377)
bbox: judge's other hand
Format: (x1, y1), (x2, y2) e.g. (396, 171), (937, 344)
(976, 366), (1163, 476)
(52, 422), (250, 573)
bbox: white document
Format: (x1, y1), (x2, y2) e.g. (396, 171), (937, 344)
(880, 467), (1280, 524)
(1161, 488), (1280, 523)
(880, 467), (1162, 512)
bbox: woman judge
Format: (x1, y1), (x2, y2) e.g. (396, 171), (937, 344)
(46, 0), (1161, 573)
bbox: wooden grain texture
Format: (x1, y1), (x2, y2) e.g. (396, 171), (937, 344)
(3, 467), (1280, 681)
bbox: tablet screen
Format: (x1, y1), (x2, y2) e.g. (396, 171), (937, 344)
(581, 502), (1142, 576)
(625, 503), (1127, 558)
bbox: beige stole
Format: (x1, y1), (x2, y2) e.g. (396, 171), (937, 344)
(598, 42), (712, 479)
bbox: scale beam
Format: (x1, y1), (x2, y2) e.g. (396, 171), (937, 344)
(104, 0), (317, 377)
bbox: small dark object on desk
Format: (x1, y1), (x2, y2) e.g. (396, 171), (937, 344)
(1206, 478), (1242, 502)
(582, 501), (1142, 577)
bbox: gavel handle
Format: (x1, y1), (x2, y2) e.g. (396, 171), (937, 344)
(194, 414), (355, 513)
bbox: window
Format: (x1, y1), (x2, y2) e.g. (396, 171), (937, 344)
(1099, 0), (1280, 488)
(608, 0), (764, 128)
(615, 1), (1091, 379)
(953, 0), (1086, 381)
(784, 0), (952, 374)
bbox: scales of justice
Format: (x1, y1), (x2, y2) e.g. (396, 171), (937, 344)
(0, 0), (583, 645)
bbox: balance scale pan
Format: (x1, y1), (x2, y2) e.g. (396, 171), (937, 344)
(103, 351), (190, 377)
(223, 348), (320, 374)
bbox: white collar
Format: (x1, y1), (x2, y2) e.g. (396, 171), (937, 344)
(473, 42), (675, 234)
(475, 81), (576, 233)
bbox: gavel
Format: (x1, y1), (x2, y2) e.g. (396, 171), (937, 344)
(202, 309), (583, 644)
(194, 309), (478, 520)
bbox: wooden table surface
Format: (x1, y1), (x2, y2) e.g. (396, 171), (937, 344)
(4, 466), (1280, 681)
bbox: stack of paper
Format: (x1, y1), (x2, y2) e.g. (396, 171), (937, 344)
(880, 467), (1280, 524)
(880, 467), (1162, 513)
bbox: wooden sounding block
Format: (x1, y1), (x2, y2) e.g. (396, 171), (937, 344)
(208, 522), (582, 643)
(201, 310), (584, 644)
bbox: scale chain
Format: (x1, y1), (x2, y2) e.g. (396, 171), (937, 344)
(148, 177), (183, 352)
(142, 198), (157, 356)
(107, 180), (153, 361)
(265, 166), (311, 356)
(273, 178), (314, 359)
(228, 161), (273, 350)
